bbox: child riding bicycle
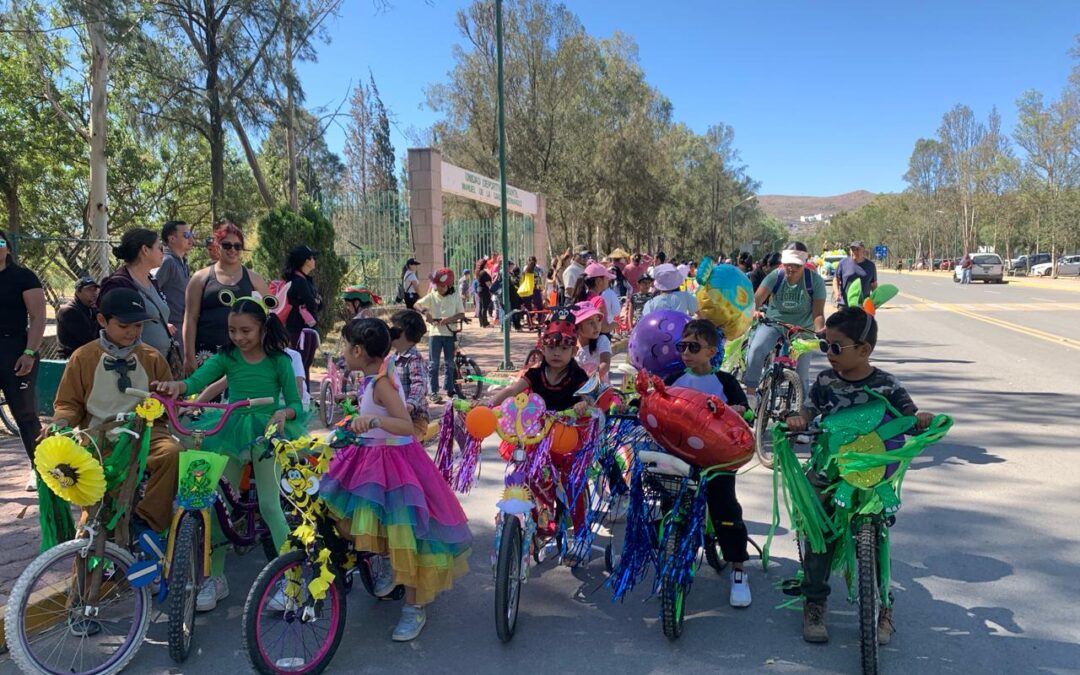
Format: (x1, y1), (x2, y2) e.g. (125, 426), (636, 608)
(45, 287), (180, 535)
(785, 307), (935, 645)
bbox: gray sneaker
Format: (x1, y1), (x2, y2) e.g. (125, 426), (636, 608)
(371, 555), (396, 598)
(391, 604), (427, 642)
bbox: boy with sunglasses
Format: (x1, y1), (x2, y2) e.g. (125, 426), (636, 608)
(785, 306), (935, 646)
(664, 319), (753, 608)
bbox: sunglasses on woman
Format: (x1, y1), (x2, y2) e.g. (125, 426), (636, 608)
(675, 341), (703, 354)
(220, 241), (244, 251)
(818, 340), (860, 356)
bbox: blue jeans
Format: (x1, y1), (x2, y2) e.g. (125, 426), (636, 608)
(429, 335), (456, 395)
(743, 323), (812, 395)
(961, 267), (971, 284)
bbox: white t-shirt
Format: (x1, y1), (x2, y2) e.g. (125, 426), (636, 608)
(403, 270), (419, 295)
(575, 334), (612, 381)
(286, 348), (310, 409)
(562, 262), (585, 291)
(642, 291), (698, 317)
(671, 371), (727, 401)
(601, 287), (622, 324)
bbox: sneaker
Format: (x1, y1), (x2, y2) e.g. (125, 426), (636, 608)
(265, 580), (294, 612)
(26, 470), (37, 492)
(802, 600), (829, 643)
(196, 576), (229, 612)
(391, 604), (427, 642)
(371, 555), (396, 598)
(878, 607), (894, 645)
(729, 569), (752, 608)
(428, 393), (444, 404)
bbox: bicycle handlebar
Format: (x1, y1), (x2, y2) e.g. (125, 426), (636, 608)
(154, 393), (278, 437)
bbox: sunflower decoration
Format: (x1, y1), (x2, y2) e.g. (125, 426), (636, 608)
(34, 436), (106, 506)
(135, 397), (165, 422)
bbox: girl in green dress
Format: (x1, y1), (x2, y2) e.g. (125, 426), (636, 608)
(154, 294), (307, 612)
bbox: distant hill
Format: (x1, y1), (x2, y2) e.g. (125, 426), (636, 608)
(757, 190), (878, 224)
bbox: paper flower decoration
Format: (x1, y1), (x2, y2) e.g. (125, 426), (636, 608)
(34, 436), (106, 506)
(135, 397), (165, 422)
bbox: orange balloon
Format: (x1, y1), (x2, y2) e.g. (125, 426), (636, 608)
(549, 423), (580, 455)
(465, 406), (498, 439)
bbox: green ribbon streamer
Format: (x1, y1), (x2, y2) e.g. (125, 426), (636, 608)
(36, 475), (76, 552)
(466, 374), (513, 387)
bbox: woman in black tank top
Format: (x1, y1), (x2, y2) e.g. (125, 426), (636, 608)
(197, 265), (254, 354)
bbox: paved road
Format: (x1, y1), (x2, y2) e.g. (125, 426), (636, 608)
(4, 275), (1079, 674)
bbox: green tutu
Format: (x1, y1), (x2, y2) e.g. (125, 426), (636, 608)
(188, 405), (309, 460)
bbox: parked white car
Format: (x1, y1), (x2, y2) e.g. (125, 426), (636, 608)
(1031, 255), (1080, 277)
(954, 253), (1005, 283)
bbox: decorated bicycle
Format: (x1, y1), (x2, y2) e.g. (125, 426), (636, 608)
(242, 418), (406, 674)
(610, 370), (760, 639)
(766, 390), (952, 675)
(435, 378), (619, 643)
(5, 388), (160, 675)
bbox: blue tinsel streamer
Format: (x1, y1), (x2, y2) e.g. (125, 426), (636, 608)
(652, 480), (708, 605)
(608, 449), (655, 601)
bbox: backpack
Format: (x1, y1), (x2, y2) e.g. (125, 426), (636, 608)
(770, 268), (813, 298)
(269, 274), (316, 327)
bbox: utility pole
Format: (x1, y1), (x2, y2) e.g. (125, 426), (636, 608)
(495, 0), (512, 369)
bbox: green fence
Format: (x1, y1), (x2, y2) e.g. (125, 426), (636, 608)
(325, 191), (413, 302)
(444, 215), (535, 278)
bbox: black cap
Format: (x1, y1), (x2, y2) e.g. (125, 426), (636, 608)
(289, 244), (318, 259)
(406, 257), (420, 266)
(75, 276), (100, 291)
(98, 288), (153, 323)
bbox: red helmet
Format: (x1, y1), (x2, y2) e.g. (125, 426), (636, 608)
(432, 267), (454, 286)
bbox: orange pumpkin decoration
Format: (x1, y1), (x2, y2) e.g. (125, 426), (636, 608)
(549, 422), (580, 455)
(465, 406), (498, 439)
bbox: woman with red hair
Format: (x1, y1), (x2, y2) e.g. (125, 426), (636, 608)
(181, 222), (270, 374)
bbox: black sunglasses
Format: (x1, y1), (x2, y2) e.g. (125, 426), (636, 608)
(675, 341), (703, 354)
(220, 241), (244, 251)
(818, 339), (860, 356)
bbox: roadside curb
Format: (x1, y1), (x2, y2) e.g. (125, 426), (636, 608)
(880, 268), (1080, 293)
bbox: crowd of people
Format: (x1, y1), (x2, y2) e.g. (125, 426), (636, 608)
(4, 224), (908, 645)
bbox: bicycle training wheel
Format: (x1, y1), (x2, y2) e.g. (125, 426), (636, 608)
(857, 520), (881, 675)
(4, 538), (151, 675)
(660, 523), (690, 640)
(494, 515), (523, 642)
(753, 369), (803, 469)
(319, 380), (336, 428)
(243, 550), (347, 675)
(168, 514), (203, 662)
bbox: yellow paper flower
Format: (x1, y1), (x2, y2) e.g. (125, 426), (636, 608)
(292, 523), (316, 545)
(307, 548), (336, 600)
(135, 397), (165, 422)
(34, 436), (106, 506)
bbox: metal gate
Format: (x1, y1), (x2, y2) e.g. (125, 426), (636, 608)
(326, 191), (413, 301)
(443, 215), (535, 278)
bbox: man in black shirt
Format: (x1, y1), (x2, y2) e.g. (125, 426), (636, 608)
(56, 276), (100, 358)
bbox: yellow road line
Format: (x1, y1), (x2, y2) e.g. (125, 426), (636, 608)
(899, 292), (1080, 351)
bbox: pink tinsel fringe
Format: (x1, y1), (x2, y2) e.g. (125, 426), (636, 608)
(434, 405), (456, 485)
(452, 436), (482, 493)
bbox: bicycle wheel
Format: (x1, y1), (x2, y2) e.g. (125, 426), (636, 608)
(319, 380), (336, 428)
(494, 515), (523, 643)
(4, 539), (151, 675)
(459, 357), (485, 400)
(168, 514), (202, 663)
(354, 554), (405, 601)
(857, 520), (881, 675)
(703, 533), (727, 573)
(0, 393), (17, 435)
(243, 550), (347, 675)
(660, 523), (690, 640)
(753, 369), (803, 469)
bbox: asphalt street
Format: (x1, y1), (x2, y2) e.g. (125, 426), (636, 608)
(3, 271), (1079, 674)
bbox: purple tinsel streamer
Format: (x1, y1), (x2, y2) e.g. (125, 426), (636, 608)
(567, 417), (601, 501)
(433, 404), (456, 485)
(608, 449), (655, 601)
(452, 435), (482, 493)
(524, 429), (553, 485)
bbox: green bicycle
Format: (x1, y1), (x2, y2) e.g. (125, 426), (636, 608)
(767, 390), (952, 675)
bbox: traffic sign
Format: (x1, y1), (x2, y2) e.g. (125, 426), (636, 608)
(874, 245), (888, 260)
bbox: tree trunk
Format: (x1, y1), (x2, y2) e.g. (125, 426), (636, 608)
(285, 2), (299, 211)
(87, 18), (110, 273)
(230, 115), (275, 209)
(1, 164), (20, 235)
(206, 16), (224, 223)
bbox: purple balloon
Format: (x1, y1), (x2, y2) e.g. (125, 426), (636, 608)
(628, 309), (691, 377)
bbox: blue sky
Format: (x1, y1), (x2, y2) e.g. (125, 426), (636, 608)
(296, 0), (1079, 196)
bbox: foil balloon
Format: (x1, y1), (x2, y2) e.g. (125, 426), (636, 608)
(635, 372), (753, 469)
(694, 257), (754, 340)
(627, 309), (690, 377)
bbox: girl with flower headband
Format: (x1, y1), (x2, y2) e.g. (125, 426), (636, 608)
(487, 307), (592, 531)
(154, 291), (308, 613)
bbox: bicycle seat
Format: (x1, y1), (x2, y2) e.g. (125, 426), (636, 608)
(638, 450), (692, 478)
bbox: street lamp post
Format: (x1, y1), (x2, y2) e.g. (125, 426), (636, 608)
(495, 0), (512, 369)
(728, 195), (756, 255)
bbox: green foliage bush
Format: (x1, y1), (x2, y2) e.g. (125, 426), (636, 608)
(253, 203), (347, 335)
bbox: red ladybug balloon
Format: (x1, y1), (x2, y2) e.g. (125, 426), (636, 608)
(636, 373), (753, 469)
